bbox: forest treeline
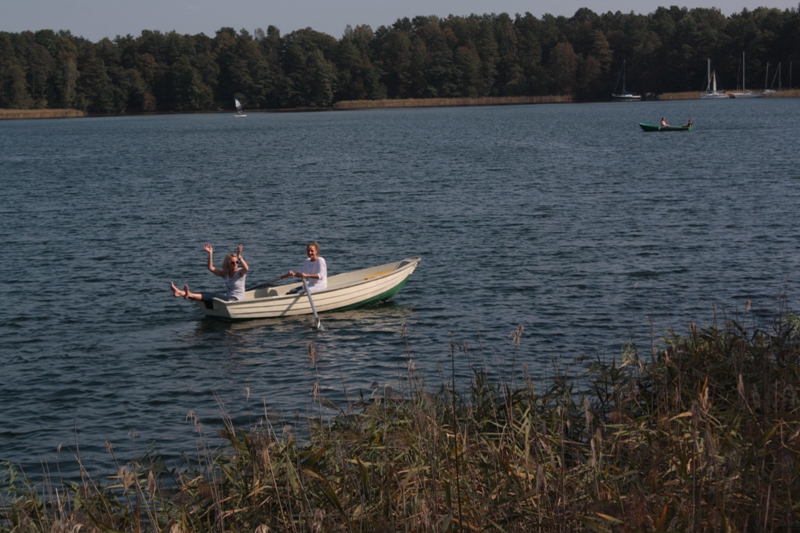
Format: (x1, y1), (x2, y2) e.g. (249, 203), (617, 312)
(1, 6), (798, 113)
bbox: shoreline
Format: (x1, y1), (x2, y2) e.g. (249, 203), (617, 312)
(0, 109), (87, 120)
(659, 88), (800, 100)
(333, 95), (572, 109)
(2, 90), (797, 120)
(0, 96), (572, 121)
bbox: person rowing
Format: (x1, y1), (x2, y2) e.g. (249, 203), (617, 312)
(281, 241), (327, 294)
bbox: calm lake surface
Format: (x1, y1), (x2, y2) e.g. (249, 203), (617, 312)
(1, 99), (799, 479)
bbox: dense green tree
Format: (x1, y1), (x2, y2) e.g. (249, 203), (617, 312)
(49, 35), (80, 108)
(335, 25), (385, 101)
(281, 28), (337, 106)
(1, 7), (798, 112)
(549, 41), (578, 94)
(475, 17), (500, 95)
(74, 40), (117, 112)
(0, 33), (33, 108)
(255, 25), (289, 107)
(374, 26), (412, 98)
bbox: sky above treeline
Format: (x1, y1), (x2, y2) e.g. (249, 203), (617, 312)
(1, 0), (797, 42)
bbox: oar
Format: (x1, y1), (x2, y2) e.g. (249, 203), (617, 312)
(252, 276), (283, 291)
(301, 277), (324, 330)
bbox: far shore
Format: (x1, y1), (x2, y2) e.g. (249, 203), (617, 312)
(0, 108), (86, 120)
(659, 88), (800, 100)
(2, 90), (797, 120)
(333, 95), (572, 109)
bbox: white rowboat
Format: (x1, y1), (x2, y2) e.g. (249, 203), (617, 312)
(195, 256), (420, 320)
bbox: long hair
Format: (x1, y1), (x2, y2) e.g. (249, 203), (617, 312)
(222, 253), (238, 273)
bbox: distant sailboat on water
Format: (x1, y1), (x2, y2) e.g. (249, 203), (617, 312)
(612, 60), (641, 101)
(701, 58), (728, 99)
(763, 62), (782, 95)
(729, 52), (763, 98)
(234, 98), (246, 117)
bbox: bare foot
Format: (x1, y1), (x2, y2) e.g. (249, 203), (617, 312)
(183, 285), (191, 299)
(170, 282), (183, 298)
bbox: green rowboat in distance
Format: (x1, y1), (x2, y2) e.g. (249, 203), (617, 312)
(639, 123), (694, 132)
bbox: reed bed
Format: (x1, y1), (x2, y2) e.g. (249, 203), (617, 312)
(334, 96), (571, 110)
(3, 308), (800, 532)
(764, 89), (800, 98)
(656, 92), (701, 100)
(659, 89), (799, 100)
(0, 109), (86, 120)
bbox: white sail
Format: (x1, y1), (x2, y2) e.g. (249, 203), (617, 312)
(701, 58), (728, 99)
(233, 98), (246, 116)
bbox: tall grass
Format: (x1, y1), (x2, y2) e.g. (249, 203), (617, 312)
(3, 308), (800, 532)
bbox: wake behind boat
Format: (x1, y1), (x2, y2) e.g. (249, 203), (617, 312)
(196, 256), (420, 320)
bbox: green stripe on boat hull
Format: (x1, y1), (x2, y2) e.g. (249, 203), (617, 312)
(336, 276), (410, 311)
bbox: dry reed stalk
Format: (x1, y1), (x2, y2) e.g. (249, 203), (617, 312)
(0, 109), (86, 119)
(763, 89), (800, 97)
(3, 309), (800, 532)
(656, 91), (702, 100)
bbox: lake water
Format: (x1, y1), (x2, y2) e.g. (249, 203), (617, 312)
(1, 99), (799, 479)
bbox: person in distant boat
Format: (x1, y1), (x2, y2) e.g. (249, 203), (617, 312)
(660, 117), (668, 127)
(170, 243), (249, 301)
(281, 241), (327, 294)
(685, 118), (693, 127)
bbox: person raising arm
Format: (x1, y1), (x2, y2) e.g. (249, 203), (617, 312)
(170, 243), (250, 301)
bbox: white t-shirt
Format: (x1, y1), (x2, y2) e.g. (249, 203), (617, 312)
(302, 257), (327, 293)
(223, 270), (247, 300)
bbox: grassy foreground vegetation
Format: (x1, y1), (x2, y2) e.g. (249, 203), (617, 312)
(2, 309), (800, 532)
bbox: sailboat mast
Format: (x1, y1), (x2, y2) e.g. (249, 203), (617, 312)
(623, 60), (629, 92)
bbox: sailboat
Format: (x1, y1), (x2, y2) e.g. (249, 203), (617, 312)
(729, 52), (763, 98)
(612, 60), (641, 101)
(763, 62), (782, 95)
(700, 58), (728, 99)
(234, 98), (246, 117)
